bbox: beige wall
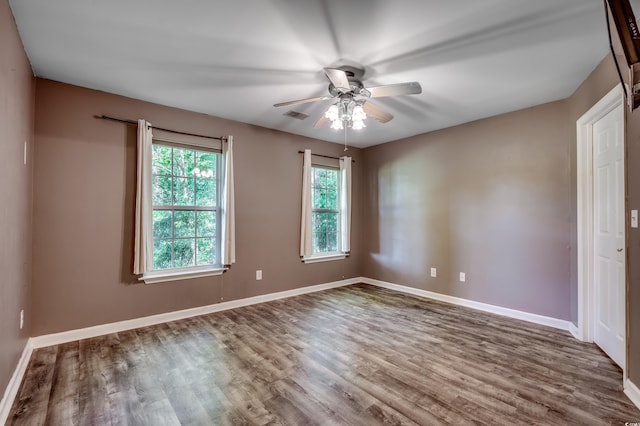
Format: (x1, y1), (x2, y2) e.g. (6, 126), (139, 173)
(361, 100), (573, 320)
(31, 79), (362, 335)
(0, 0), (34, 399)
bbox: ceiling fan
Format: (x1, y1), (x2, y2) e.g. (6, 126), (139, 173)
(273, 66), (422, 130)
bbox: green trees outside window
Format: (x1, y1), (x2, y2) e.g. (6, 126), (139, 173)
(311, 166), (339, 254)
(151, 143), (219, 270)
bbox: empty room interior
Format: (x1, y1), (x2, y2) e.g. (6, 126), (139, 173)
(2, 0), (640, 424)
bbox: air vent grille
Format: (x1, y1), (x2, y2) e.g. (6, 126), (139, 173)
(284, 110), (309, 120)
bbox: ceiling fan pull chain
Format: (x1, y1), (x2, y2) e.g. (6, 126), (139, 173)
(344, 126), (348, 151)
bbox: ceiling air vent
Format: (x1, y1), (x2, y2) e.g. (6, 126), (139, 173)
(283, 110), (309, 120)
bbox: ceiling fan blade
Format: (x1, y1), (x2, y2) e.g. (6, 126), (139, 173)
(367, 82), (422, 98)
(363, 101), (393, 124)
(274, 96), (331, 108)
(314, 113), (330, 128)
(323, 68), (351, 92)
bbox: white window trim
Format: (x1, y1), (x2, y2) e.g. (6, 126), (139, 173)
(311, 165), (342, 256)
(142, 265), (227, 284)
(302, 253), (348, 264)
(149, 140), (223, 276)
(300, 150), (351, 260)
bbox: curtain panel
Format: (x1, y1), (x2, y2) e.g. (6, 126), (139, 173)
(340, 155), (352, 253)
(133, 119), (154, 275)
(300, 149), (313, 257)
(221, 136), (236, 265)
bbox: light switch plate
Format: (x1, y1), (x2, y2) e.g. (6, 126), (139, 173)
(632, 210), (638, 228)
(430, 267), (437, 278)
(459, 272), (466, 282)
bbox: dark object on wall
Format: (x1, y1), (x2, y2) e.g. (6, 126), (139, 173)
(605, 0), (640, 110)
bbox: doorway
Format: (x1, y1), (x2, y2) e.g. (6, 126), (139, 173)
(576, 84), (626, 370)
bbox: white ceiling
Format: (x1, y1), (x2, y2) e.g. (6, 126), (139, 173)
(9, 0), (617, 148)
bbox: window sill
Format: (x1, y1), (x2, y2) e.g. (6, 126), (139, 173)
(141, 266), (226, 284)
(302, 253), (348, 264)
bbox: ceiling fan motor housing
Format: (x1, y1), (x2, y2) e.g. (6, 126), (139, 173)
(327, 65), (369, 97)
(328, 81), (369, 97)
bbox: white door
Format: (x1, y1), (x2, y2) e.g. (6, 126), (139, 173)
(593, 103), (625, 369)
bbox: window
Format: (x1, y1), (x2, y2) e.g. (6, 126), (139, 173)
(151, 143), (221, 271)
(311, 166), (340, 254)
(299, 149), (351, 263)
(134, 120), (234, 284)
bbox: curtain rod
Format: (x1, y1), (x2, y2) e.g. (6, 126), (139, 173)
(96, 115), (227, 141)
(298, 150), (355, 163)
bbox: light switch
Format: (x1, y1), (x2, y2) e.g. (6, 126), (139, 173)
(430, 267), (437, 278)
(632, 210), (638, 229)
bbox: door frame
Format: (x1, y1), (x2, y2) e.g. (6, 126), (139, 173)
(576, 84), (625, 367)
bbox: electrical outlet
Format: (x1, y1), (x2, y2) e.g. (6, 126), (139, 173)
(430, 267), (437, 277)
(459, 272), (466, 282)
(256, 270), (262, 280)
(20, 309), (24, 330)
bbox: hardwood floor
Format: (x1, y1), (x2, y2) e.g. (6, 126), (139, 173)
(8, 284), (640, 425)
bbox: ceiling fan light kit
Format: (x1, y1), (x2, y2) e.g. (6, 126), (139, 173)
(325, 99), (367, 130)
(274, 66), (422, 132)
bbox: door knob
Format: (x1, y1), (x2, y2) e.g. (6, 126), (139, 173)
(617, 248), (623, 252)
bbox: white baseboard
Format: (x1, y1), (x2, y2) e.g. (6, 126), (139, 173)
(0, 338), (33, 425)
(31, 277), (360, 348)
(1, 276), (610, 422)
(28, 276), (577, 348)
(625, 378), (640, 411)
(569, 322), (580, 340)
(361, 278), (572, 332)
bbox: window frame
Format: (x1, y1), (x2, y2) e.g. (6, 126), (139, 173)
(142, 139), (226, 284)
(306, 164), (346, 262)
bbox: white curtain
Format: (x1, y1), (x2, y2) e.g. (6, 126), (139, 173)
(340, 156), (352, 253)
(221, 136), (236, 265)
(133, 119), (154, 275)
(300, 149), (313, 257)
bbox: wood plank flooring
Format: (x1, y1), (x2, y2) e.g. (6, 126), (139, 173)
(8, 284), (640, 425)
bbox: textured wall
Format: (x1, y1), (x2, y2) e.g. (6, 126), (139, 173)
(31, 79), (362, 335)
(361, 100), (573, 320)
(0, 0), (34, 402)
